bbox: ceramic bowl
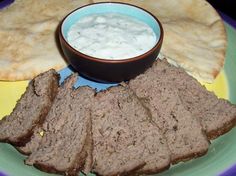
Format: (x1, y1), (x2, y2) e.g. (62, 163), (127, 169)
(59, 2), (163, 83)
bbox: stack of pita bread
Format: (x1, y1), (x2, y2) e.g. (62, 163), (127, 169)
(0, 0), (226, 82)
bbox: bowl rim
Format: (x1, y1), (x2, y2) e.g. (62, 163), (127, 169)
(59, 1), (164, 64)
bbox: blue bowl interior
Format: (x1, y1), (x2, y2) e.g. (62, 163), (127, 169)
(61, 3), (161, 43)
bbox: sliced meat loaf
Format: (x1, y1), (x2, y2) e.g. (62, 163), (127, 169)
(151, 59), (236, 140)
(17, 74), (82, 155)
(129, 67), (209, 164)
(91, 85), (170, 175)
(0, 69), (59, 146)
(26, 74), (95, 176)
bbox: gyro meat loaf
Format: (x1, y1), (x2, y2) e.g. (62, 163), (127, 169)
(129, 63), (209, 164)
(91, 85), (171, 176)
(152, 59), (236, 140)
(0, 69), (59, 146)
(26, 74), (95, 176)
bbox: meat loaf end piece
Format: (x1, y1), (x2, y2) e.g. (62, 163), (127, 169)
(0, 69), (59, 146)
(20, 74), (81, 156)
(17, 73), (81, 155)
(92, 85), (170, 175)
(129, 67), (209, 164)
(26, 74), (95, 176)
(152, 59), (236, 139)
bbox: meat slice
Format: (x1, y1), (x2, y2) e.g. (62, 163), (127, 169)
(26, 74), (95, 176)
(151, 59), (236, 140)
(91, 85), (170, 175)
(0, 69), (59, 146)
(129, 64), (209, 164)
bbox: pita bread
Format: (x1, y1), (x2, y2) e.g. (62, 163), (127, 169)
(93, 0), (227, 82)
(0, 0), (92, 81)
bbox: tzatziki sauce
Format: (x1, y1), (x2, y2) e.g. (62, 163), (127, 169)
(67, 13), (157, 60)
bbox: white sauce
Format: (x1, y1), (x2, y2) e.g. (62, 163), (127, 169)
(67, 13), (157, 60)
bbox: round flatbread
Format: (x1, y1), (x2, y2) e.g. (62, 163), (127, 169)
(0, 0), (92, 81)
(93, 0), (227, 82)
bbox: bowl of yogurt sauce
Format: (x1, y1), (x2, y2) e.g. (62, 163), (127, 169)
(59, 2), (163, 83)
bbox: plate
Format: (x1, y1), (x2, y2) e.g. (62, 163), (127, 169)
(0, 23), (236, 176)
